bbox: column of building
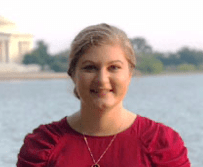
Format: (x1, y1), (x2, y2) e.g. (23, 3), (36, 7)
(0, 40), (9, 63)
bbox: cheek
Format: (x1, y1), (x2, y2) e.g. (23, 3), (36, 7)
(113, 75), (131, 92)
(76, 73), (92, 89)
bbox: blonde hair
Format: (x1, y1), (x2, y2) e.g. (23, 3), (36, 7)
(67, 23), (136, 99)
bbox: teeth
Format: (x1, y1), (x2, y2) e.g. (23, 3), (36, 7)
(90, 89), (112, 93)
(99, 90), (108, 93)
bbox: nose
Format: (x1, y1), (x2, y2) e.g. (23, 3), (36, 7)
(95, 68), (109, 86)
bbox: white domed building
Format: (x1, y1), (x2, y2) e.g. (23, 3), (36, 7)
(0, 16), (40, 73)
(0, 15), (33, 63)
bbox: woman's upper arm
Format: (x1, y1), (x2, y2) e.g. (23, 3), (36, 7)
(140, 118), (191, 167)
(17, 124), (59, 167)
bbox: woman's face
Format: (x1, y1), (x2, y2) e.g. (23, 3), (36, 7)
(73, 44), (132, 110)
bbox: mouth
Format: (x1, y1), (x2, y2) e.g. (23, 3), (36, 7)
(90, 89), (113, 94)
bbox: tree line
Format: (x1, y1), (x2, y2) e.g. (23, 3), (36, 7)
(23, 41), (69, 72)
(23, 38), (203, 74)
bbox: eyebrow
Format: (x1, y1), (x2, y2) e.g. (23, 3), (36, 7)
(81, 60), (123, 65)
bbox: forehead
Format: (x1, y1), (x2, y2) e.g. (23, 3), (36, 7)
(78, 45), (128, 64)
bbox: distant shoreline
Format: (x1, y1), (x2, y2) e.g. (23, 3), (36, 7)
(0, 72), (69, 81)
(141, 71), (203, 77)
(0, 71), (203, 81)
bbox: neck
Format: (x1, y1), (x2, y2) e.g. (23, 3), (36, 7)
(78, 102), (126, 136)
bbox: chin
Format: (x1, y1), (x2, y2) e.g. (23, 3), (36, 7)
(94, 103), (112, 111)
(92, 100), (120, 111)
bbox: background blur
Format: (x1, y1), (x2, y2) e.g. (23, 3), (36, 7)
(1, 0), (203, 54)
(0, 0), (203, 166)
(1, 0), (203, 73)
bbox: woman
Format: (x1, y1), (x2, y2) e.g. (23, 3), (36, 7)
(17, 23), (190, 167)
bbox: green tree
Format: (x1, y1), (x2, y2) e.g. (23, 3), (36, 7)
(167, 53), (182, 65)
(137, 54), (163, 74)
(177, 64), (196, 72)
(198, 64), (203, 71)
(49, 49), (70, 72)
(22, 40), (50, 70)
(177, 47), (203, 66)
(130, 37), (152, 54)
(23, 53), (39, 64)
(34, 41), (50, 69)
(49, 61), (68, 72)
(155, 52), (182, 67)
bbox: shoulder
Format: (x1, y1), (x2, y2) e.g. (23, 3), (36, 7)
(136, 115), (175, 138)
(137, 115), (183, 149)
(136, 115), (191, 167)
(17, 117), (68, 167)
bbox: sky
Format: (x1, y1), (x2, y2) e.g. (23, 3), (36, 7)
(0, 0), (203, 54)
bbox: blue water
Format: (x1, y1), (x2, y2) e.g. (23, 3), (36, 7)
(0, 73), (203, 166)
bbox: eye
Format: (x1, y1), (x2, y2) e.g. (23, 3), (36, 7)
(82, 65), (97, 71)
(109, 65), (121, 71)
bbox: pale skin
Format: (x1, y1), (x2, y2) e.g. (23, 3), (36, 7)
(67, 44), (137, 136)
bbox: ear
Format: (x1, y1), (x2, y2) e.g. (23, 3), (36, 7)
(72, 76), (76, 84)
(128, 73), (132, 84)
(128, 67), (134, 78)
(67, 70), (76, 84)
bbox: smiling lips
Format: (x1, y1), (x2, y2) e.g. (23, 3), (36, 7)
(90, 89), (113, 95)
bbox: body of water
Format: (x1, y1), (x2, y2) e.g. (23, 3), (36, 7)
(0, 73), (203, 166)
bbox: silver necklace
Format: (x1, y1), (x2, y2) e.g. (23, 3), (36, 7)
(83, 133), (117, 167)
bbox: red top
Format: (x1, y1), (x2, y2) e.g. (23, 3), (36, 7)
(17, 115), (190, 167)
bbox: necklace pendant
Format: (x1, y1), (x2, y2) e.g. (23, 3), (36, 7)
(92, 164), (100, 167)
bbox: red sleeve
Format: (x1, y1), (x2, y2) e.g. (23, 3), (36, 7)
(17, 121), (63, 167)
(139, 116), (191, 167)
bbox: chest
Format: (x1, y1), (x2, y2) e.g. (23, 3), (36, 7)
(46, 135), (153, 167)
